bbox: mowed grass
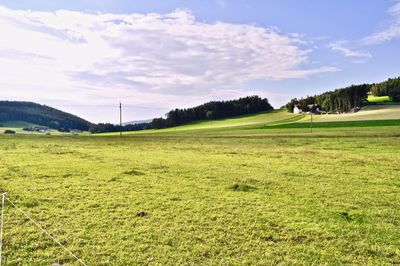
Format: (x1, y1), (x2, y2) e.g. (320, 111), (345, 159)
(101, 105), (400, 137)
(0, 121), (39, 133)
(299, 105), (400, 123)
(368, 95), (392, 103)
(100, 110), (304, 136)
(0, 121), (39, 128)
(0, 128), (400, 265)
(0, 120), (77, 136)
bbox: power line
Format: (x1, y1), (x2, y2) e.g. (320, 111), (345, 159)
(1, 196), (87, 266)
(0, 193), (5, 266)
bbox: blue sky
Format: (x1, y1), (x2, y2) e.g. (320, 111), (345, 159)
(0, 0), (399, 122)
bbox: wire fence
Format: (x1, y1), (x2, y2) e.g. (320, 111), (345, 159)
(0, 193), (87, 266)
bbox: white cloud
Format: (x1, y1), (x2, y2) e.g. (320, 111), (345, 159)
(216, 0), (228, 8)
(362, 2), (400, 44)
(328, 41), (371, 59)
(389, 1), (400, 16)
(0, 5), (336, 122)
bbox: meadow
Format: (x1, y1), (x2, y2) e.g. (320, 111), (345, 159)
(308, 105), (400, 123)
(0, 118), (400, 265)
(0, 121), (39, 134)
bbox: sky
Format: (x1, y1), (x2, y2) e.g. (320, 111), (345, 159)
(0, 0), (400, 123)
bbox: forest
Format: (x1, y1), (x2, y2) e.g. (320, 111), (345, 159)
(285, 84), (370, 113)
(0, 101), (91, 131)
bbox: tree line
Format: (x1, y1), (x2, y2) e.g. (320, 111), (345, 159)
(286, 76), (400, 113)
(285, 84), (371, 113)
(151, 96), (273, 129)
(370, 77), (400, 102)
(88, 122), (151, 133)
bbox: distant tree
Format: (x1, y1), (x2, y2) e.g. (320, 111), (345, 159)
(206, 110), (214, 120)
(89, 122), (152, 133)
(151, 118), (167, 129)
(4, 129), (16, 134)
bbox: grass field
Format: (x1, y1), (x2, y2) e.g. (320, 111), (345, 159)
(0, 121), (79, 136)
(0, 121), (40, 133)
(99, 105), (400, 137)
(0, 119), (400, 265)
(305, 105), (400, 123)
(99, 110), (304, 137)
(368, 95), (392, 103)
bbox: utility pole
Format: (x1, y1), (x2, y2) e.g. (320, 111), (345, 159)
(119, 102), (122, 138)
(0, 192), (6, 266)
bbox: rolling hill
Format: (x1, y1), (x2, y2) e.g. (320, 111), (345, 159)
(0, 101), (91, 131)
(300, 105), (400, 123)
(98, 104), (400, 136)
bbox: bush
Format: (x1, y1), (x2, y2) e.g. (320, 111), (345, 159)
(4, 129), (16, 134)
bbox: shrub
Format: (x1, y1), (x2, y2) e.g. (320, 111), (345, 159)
(4, 129), (16, 134)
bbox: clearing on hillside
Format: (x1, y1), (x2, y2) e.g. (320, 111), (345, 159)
(367, 95), (392, 103)
(0, 121), (42, 133)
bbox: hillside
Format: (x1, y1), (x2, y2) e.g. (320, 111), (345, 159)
(151, 95), (273, 129)
(0, 101), (91, 131)
(99, 110), (303, 135)
(0, 121), (42, 133)
(98, 104), (400, 137)
(303, 105), (400, 122)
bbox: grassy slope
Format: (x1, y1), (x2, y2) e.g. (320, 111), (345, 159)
(0, 121), (40, 133)
(99, 105), (400, 137)
(0, 121), (75, 135)
(100, 110), (304, 136)
(367, 95), (391, 103)
(304, 105), (400, 123)
(0, 121), (39, 128)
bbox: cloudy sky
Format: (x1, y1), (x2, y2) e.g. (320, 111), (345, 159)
(0, 0), (399, 123)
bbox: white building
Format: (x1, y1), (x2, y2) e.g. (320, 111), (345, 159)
(293, 105), (302, 114)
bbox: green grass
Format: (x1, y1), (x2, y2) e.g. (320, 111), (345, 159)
(0, 120), (78, 136)
(262, 119), (400, 129)
(0, 121), (39, 128)
(99, 110), (304, 136)
(297, 105), (400, 124)
(0, 123), (400, 264)
(368, 95), (392, 103)
(0, 121), (40, 134)
(100, 104), (400, 137)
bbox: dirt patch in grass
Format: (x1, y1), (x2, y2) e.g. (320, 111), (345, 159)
(123, 169), (145, 176)
(136, 211), (148, 217)
(229, 183), (256, 192)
